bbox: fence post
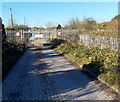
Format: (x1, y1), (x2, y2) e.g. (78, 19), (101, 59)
(20, 30), (22, 41)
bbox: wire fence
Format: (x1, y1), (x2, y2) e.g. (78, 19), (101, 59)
(58, 29), (80, 42)
(6, 30), (56, 41)
(5, 29), (120, 50)
(79, 34), (120, 51)
(57, 29), (120, 51)
(6, 30), (32, 43)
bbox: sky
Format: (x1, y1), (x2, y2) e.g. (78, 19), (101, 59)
(1, 2), (118, 28)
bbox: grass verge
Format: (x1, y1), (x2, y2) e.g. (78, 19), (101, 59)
(51, 38), (119, 92)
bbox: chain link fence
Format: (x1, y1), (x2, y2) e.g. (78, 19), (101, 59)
(6, 29), (120, 50)
(79, 34), (120, 51)
(6, 30), (32, 43)
(58, 29), (80, 42)
(57, 29), (120, 51)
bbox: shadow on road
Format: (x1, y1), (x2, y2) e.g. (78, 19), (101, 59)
(28, 46), (101, 100)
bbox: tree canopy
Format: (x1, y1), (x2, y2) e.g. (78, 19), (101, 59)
(56, 24), (62, 29)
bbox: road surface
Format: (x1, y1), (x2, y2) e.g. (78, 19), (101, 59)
(2, 46), (114, 100)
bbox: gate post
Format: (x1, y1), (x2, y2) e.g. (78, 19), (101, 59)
(20, 29), (23, 41)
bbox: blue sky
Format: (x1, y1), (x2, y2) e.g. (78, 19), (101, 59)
(1, 2), (118, 27)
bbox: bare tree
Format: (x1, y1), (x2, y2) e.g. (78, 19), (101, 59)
(45, 22), (55, 29)
(66, 17), (81, 29)
(81, 17), (96, 31)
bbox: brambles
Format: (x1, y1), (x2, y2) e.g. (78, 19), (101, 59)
(51, 38), (65, 49)
(2, 41), (26, 79)
(53, 39), (119, 89)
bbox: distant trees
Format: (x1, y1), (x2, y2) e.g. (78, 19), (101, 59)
(67, 17), (80, 29)
(63, 17), (96, 31)
(6, 24), (30, 30)
(32, 27), (46, 30)
(45, 22), (58, 30)
(37, 27), (46, 30)
(81, 17), (96, 31)
(45, 22), (53, 28)
(4, 14), (119, 36)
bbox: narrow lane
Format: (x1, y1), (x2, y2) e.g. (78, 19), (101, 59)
(2, 46), (114, 100)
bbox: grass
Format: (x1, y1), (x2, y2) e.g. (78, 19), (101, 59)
(51, 39), (119, 90)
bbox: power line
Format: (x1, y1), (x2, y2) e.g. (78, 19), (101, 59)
(1, 4), (28, 26)
(0, 4), (10, 9)
(1, 4), (22, 19)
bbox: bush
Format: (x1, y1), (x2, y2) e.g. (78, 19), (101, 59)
(54, 40), (119, 89)
(2, 41), (26, 79)
(51, 38), (65, 49)
(99, 71), (119, 89)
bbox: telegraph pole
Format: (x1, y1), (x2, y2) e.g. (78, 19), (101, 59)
(10, 8), (14, 28)
(24, 17), (25, 26)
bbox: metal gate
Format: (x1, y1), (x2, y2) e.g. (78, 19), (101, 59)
(5, 29), (57, 46)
